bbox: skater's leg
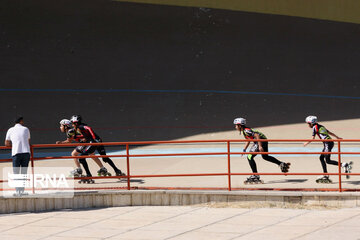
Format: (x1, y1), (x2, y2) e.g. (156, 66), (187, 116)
(319, 154), (328, 173)
(260, 142), (282, 165)
(323, 141), (338, 166)
(247, 154), (258, 173)
(79, 158), (92, 176)
(71, 149), (81, 168)
(89, 154), (104, 168)
(261, 154), (282, 165)
(325, 154), (339, 166)
(97, 146), (120, 172)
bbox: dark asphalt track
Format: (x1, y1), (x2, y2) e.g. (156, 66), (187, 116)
(1, 0), (360, 143)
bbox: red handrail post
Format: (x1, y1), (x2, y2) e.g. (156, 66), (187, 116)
(337, 140), (342, 192)
(30, 145), (35, 194)
(227, 141), (232, 191)
(126, 144), (131, 190)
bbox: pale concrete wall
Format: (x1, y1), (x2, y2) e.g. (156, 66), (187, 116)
(1, 190), (360, 214)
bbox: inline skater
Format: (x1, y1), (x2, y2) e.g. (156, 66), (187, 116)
(56, 119), (94, 183)
(304, 116), (352, 183)
(70, 115), (125, 177)
(233, 117), (290, 184)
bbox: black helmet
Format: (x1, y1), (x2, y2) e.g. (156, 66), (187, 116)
(70, 115), (82, 124)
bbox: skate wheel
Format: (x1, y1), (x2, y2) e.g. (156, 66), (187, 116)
(107, 173), (111, 176)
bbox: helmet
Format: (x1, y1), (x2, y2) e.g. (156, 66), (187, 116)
(70, 115), (82, 124)
(233, 117), (246, 125)
(67, 128), (76, 138)
(305, 116), (318, 124)
(59, 119), (72, 128)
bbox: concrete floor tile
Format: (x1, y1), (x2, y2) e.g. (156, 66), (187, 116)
(0, 216), (43, 226)
(295, 226), (360, 240)
(106, 229), (186, 240)
(168, 230), (240, 240)
(2, 226), (70, 237)
(55, 226), (125, 238)
(1, 234), (39, 240)
(26, 217), (98, 228)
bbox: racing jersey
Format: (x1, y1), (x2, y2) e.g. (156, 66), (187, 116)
(312, 124), (331, 140)
(66, 128), (83, 142)
(75, 124), (100, 142)
(242, 127), (267, 140)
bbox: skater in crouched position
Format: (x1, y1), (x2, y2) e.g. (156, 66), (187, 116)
(304, 116), (352, 183)
(70, 115), (125, 177)
(56, 119), (95, 183)
(234, 117), (290, 184)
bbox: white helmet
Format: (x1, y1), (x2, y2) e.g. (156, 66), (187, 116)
(233, 117), (246, 125)
(60, 119), (72, 128)
(305, 116), (318, 124)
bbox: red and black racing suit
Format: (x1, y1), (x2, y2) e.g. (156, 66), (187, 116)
(67, 128), (92, 176)
(75, 124), (121, 173)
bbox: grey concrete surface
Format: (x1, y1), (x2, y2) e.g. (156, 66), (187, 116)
(1, 205), (360, 240)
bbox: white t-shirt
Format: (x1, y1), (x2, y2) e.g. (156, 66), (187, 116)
(5, 124), (31, 156)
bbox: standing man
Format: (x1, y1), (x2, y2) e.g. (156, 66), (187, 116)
(233, 117), (290, 184)
(5, 116), (31, 196)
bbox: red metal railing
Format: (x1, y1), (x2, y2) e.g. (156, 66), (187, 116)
(0, 139), (359, 193)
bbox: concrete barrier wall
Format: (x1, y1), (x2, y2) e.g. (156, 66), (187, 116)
(1, 190), (360, 214)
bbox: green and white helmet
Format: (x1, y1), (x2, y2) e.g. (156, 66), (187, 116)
(233, 117), (246, 125)
(305, 116), (318, 124)
(60, 119), (72, 128)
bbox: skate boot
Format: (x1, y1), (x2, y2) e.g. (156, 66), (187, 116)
(342, 161), (353, 179)
(78, 174), (95, 184)
(69, 168), (83, 177)
(115, 170), (126, 178)
(316, 175), (332, 184)
(97, 167), (111, 176)
(244, 175), (263, 184)
(280, 162), (291, 173)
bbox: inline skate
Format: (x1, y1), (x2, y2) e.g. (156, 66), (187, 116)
(78, 174), (95, 184)
(69, 168), (83, 177)
(97, 167), (111, 176)
(316, 175), (332, 183)
(280, 162), (291, 173)
(342, 161), (353, 179)
(244, 175), (263, 184)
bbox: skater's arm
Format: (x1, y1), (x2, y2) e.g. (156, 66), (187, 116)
(56, 137), (74, 144)
(243, 141), (250, 151)
(303, 136), (315, 147)
(328, 130), (342, 139)
(254, 133), (265, 152)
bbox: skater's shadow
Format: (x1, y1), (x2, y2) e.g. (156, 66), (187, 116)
(266, 179), (308, 184)
(118, 178), (145, 184)
(91, 179), (145, 184)
(343, 180), (360, 185)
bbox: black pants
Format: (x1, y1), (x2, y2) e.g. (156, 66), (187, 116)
(12, 153), (30, 193)
(96, 139), (120, 172)
(247, 142), (282, 173)
(320, 141), (338, 173)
